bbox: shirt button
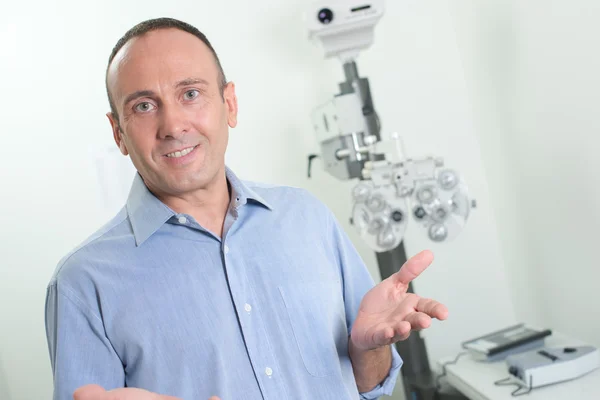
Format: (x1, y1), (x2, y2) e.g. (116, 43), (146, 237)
(224, 245), (230, 254)
(265, 367), (273, 377)
(177, 216), (187, 224)
(244, 303), (252, 312)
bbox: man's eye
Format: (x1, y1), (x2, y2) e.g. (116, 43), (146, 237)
(134, 102), (154, 113)
(184, 90), (199, 100)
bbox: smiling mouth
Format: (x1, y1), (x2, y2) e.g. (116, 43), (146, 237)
(165, 145), (198, 158)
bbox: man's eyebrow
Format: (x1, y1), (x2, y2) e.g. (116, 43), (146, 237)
(123, 90), (155, 106)
(175, 78), (209, 88)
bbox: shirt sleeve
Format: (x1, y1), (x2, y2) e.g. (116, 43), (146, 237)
(327, 209), (403, 400)
(45, 283), (125, 400)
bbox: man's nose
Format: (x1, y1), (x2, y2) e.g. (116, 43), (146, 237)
(158, 103), (191, 139)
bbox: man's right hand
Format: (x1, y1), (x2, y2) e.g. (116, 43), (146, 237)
(73, 384), (221, 400)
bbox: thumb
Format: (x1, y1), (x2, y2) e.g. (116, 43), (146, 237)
(73, 384), (106, 400)
(391, 250), (434, 286)
(208, 397), (221, 400)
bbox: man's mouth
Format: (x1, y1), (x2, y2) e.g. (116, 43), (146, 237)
(165, 145), (198, 158)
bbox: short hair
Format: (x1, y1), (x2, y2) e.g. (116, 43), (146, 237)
(105, 17), (228, 126)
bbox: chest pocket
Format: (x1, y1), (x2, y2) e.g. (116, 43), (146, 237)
(278, 281), (347, 377)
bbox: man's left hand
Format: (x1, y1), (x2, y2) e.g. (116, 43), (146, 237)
(350, 250), (448, 351)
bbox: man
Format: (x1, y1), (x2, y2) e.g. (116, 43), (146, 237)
(45, 17), (448, 400)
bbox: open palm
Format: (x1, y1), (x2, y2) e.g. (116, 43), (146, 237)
(350, 250), (449, 351)
(73, 384), (220, 400)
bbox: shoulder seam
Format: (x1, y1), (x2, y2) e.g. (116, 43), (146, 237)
(51, 210), (130, 282)
(49, 283), (103, 324)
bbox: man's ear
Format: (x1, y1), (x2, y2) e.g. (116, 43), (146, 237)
(223, 82), (238, 128)
(106, 112), (128, 156)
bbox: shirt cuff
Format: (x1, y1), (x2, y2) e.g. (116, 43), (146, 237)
(359, 344), (403, 400)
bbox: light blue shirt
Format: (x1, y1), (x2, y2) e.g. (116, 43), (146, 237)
(45, 167), (402, 400)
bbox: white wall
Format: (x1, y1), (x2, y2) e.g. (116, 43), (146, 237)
(448, 0), (544, 328)
(0, 358), (9, 400)
(450, 0), (600, 347)
(508, 0), (600, 345)
(1, 1), (516, 399)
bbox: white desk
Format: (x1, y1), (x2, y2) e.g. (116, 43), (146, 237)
(437, 333), (600, 400)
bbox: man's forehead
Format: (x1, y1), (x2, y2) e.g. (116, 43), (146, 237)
(107, 29), (217, 97)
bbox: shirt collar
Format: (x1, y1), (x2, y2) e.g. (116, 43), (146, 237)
(126, 166), (272, 246)
(225, 166), (273, 211)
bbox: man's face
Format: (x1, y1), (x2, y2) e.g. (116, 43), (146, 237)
(106, 28), (237, 198)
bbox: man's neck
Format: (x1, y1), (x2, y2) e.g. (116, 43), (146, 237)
(153, 171), (231, 238)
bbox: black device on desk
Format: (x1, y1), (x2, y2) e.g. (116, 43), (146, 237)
(462, 324), (553, 362)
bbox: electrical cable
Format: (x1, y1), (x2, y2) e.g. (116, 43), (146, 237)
(435, 351), (469, 391)
(494, 375), (533, 396)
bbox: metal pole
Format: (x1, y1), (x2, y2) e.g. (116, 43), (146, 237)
(336, 61), (465, 399)
(376, 243), (436, 400)
(375, 244), (467, 400)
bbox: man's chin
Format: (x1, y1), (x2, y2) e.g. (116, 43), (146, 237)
(163, 180), (202, 194)
(163, 172), (215, 193)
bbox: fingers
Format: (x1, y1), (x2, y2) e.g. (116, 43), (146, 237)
(391, 294), (447, 332)
(147, 390), (182, 400)
(373, 313), (439, 346)
(389, 294), (432, 330)
(373, 321), (412, 346)
(73, 384), (106, 400)
(392, 321), (412, 341)
(416, 297), (449, 320)
(387, 313), (430, 343)
(404, 312), (432, 330)
(373, 325), (394, 347)
(388, 321), (412, 342)
(393, 250), (434, 285)
(72, 385), (184, 400)
(208, 397), (221, 400)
